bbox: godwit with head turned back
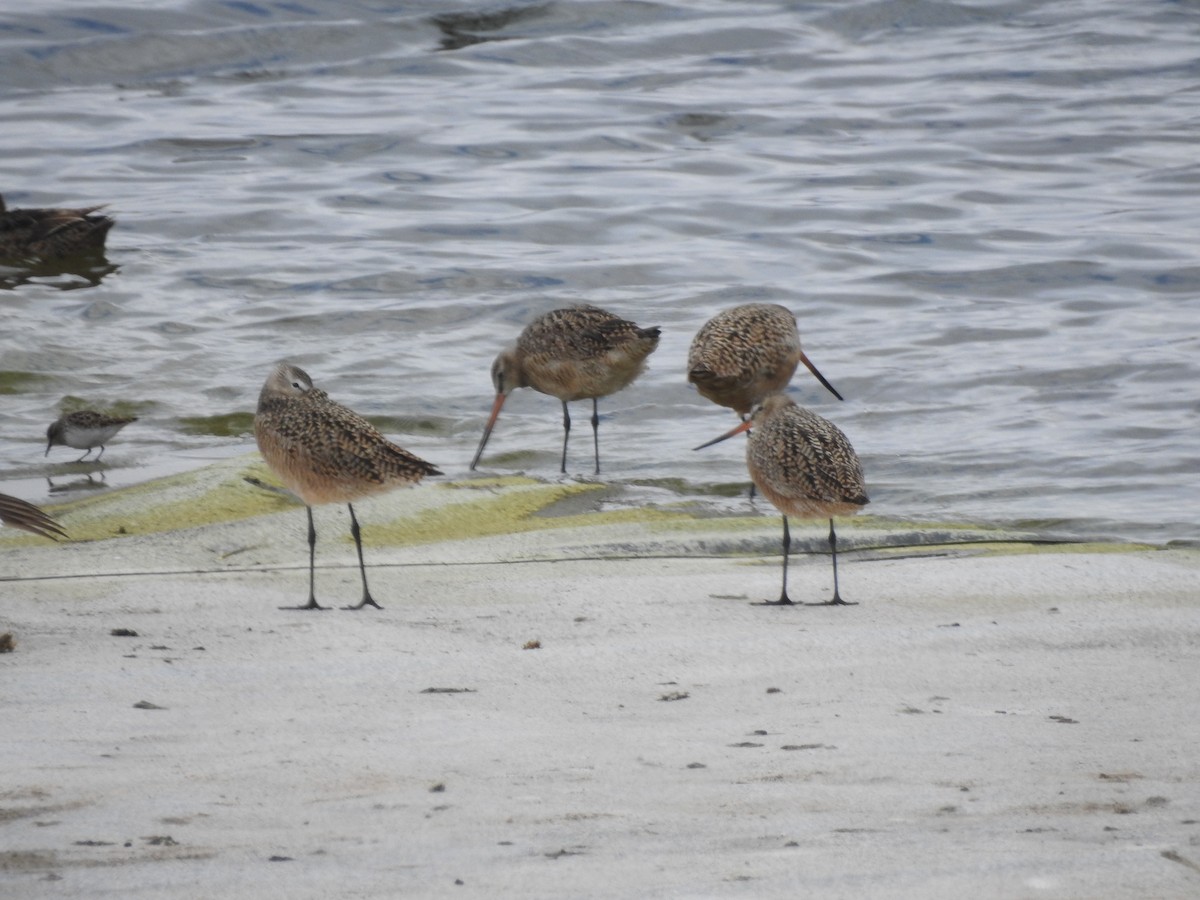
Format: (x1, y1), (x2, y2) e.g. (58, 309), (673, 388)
(695, 392), (868, 606)
(0, 492), (67, 541)
(470, 304), (661, 475)
(0, 194), (114, 261)
(687, 303), (843, 418)
(254, 362), (441, 611)
(46, 410), (137, 462)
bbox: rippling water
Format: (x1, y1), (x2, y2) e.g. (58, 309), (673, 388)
(2, 0), (1197, 544)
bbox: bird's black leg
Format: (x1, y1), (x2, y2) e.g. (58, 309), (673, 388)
(280, 506), (329, 610)
(560, 400), (571, 474)
(820, 517), (856, 606)
(343, 503), (382, 610)
(743, 422), (756, 500)
(591, 398), (601, 475)
(762, 515), (795, 605)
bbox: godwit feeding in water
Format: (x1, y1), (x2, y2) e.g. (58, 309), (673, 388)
(0, 194), (114, 261)
(0, 492), (67, 541)
(695, 392), (868, 606)
(45, 410), (137, 462)
(254, 362), (441, 611)
(687, 303), (843, 417)
(469, 305), (661, 475)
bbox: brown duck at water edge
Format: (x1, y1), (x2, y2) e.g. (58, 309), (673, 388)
(0, 492), (67, 541)
(0, 194), (114, 261)
(470, 305), (661, 475)
(254, 362), (441, 611)
(695, 392), (868, 606)
(687, 303), (844, 417)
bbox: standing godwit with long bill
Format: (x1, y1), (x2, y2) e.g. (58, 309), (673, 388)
(470, 305), (660, 475)
(696, 392), (867, 605)
(254, 362), (440, 611)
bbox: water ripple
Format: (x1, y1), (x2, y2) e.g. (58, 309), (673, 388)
(0, 0), (1197, 542)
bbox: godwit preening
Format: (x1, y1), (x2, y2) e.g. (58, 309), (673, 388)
(0, 194), (114, 261)
(0, 492), (67, 541)
(696, 392), (867, 605)
(687, 303), (843, 417)
(469, 305), (661, 475)
(45, 410), (137, 462)
(254, 362), (441, 611)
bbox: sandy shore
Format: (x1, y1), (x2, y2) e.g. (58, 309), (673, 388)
(2, 458), (1199, 898)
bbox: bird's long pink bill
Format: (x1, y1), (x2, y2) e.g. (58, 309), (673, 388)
(693, 418), (752, 452)
(800, 351), (844, 402)
(469, 392), (507, 470)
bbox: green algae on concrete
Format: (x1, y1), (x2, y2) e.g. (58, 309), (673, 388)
(1, 457), (1154, 559)
(5, 457), (287, 544)
(369, 476), (688, 548)
(2, 465), (688, 551)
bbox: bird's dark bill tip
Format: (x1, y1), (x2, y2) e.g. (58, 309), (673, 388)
(799, 351), (845, 401)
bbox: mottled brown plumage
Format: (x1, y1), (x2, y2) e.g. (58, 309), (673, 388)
(254, 362), (441, 610)
(696, 392), (867, 605)
(46, 410), (137, 462)
(0, 194), (114, 261)
(0, 492), (67, 541)
(687, 303), (843, 417)
(470, 305), (661, 474)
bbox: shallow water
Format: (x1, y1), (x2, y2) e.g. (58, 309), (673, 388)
(1, 0), (1197, 544)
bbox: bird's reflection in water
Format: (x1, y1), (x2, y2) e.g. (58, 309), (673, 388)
(47, 471), (109, 495)
(0, 254), (118, 290)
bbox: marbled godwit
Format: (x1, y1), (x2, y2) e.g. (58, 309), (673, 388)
(0, 492), (67, 541)
(469, 305), (661, 475)
(254, 362), (441, 611)
(45, 410), (137, 462)
(0, 194), (114, 260)
(687, 303), (843, 417)
(695, 392), (867, 605)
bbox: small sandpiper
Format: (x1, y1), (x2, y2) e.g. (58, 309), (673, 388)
(45, 410), (137, 462)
